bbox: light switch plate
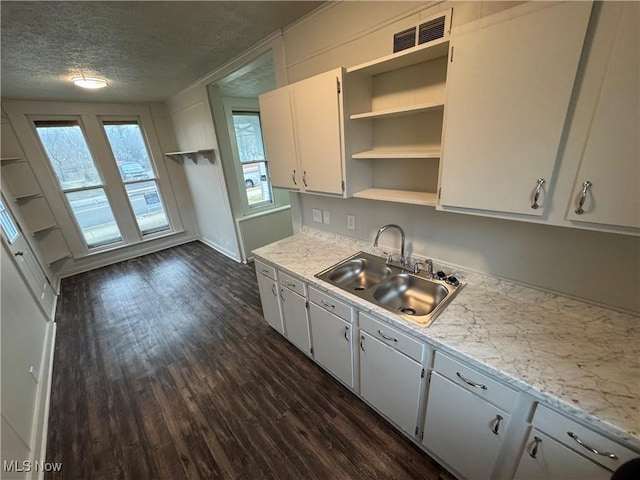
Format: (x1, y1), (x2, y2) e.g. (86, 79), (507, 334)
(347, 214), (356, 230)
(312, 209), (322, 223)
(322, 210), (331, 225)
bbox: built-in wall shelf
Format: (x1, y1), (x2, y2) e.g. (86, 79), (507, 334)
(347, 37), (449, 76)
(47, 252), (71, 266)
(0, 156), (24, 164)
(164, 149), (215, 164)
(352, 149), (441, 160)
(32, 224), (59, 236)
(350, 101), (444, 120)
(353, 188), (437, 206)
(14, 192), (43, 202)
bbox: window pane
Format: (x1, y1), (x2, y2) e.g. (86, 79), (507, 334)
(0, 199), (20, 244)
(103, 123), (155, 181)
(125, 181), (169, 235)
(243, 161), (271, 206)
(233, 113), (265, 163)
(66, 189), (122, 248)
(36, 123), (102, 189)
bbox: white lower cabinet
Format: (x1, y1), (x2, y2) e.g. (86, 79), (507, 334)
(255, 270), (284, 334)
(423, 372), (510, 480)
(280, 284), (311, 356)
(308, 301), (353, 388)
(359, 329), (423, 436)
(514, 429), (611, 480)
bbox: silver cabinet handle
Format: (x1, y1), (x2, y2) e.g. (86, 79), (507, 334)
(344, 326), (349, 342)
(377, 329), (397, 342)
(492, 414), (504, 435)
(574, 181), (592, 214)
(279, 287), (285, 302)
(567, 432), (618, 459)
(321, 299), (335, 310)
(271, 284), (277, 297)
(292, 169), (297, 185)
(360, 335), (365, 351)
(529, 436), (542, 458)
(456, 372), (488, 390)
(284, 281), (297, 288)
(302, 171), (308, 187)
(530, 178), (545, 209)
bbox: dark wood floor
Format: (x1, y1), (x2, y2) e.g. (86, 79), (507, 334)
(46, 241), (446, 480)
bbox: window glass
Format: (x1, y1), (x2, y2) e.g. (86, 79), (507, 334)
(102, 122), (170, 235)
(232, 112), (271, 207)
(124, 182), (169, 235)
(66, 189), (122, 247)
(103, 122), (155, 181)
(0, 199), (20, 244)
(36, 122), (122, 248)
(35, 123), (101, 189)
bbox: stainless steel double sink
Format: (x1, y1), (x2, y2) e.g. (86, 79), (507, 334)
(315, 251), (464, 327)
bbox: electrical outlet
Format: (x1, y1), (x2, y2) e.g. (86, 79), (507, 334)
(312, 209), (322, 223)
(322, 210), (331, 225)
(347, 214), (356, 230)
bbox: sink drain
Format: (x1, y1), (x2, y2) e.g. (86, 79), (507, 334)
(399, 306), (418, 316)
(354, 286), (365, 291)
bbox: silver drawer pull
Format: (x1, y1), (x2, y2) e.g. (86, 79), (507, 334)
(530, 178), (545, 209)
(567, 432), (618, 459)
(285, 281), (297, 288)
(377, 330), (397, 342)
(321, 299), (335, 310)
(574, 181), (592, 214)
(529, 436), (542, 458)
(456, 372), (488, 390)
(492, 414), (504, 435)
(344, 326), (349, 342)
(260, 267), (270, 274)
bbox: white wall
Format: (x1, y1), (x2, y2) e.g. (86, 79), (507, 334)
(280, 1), (639, 313)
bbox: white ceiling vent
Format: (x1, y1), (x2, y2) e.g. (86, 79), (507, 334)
(392, 10), (451, 54)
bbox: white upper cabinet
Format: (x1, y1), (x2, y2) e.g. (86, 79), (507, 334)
(259, 68), (346, 196)
(259, 88), (299, 190)
(439, 2), (593, 216)
(564, 2), (639, 229)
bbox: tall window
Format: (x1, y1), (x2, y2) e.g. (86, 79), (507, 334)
(102, 122), (170, 235)
(0, 199), (19, 244)
(35, 121), (122, 248)
(232, 111), (272, 208)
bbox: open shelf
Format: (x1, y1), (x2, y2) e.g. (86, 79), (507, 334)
(353, 188), (437, 206)
(32, 224), (59, 236)
(350, 101), (444, 120)
(165, 149), (215, 164)
(47, 252), (71, 266)
(14, 192), (43, 202)
(352, 149), (440, 160)
(0, 157), (24, 164)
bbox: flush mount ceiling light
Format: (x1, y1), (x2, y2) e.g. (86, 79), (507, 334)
(71, 75), (108, 89)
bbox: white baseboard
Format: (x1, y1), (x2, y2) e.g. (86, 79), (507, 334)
(198, 237), (242, 262)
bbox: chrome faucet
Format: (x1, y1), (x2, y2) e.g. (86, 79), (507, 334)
(373, 224), (406, 266)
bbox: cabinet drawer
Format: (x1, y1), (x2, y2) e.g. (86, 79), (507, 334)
(433, 352), (518, 413)
(532, 404), (638, 472)
(308, 286), (352, 323)
(279, 271), (305, 296)
(359, 312), (423, 362)
(255, 260), (276, 281)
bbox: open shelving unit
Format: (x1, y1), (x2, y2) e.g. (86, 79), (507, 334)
(164, 149), (215, 164)
(345, 31), (450, 206)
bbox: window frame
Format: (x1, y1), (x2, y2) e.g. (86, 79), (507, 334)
(222, 98), (275, 215)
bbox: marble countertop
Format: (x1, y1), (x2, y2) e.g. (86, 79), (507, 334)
(253, 228), (640, 449)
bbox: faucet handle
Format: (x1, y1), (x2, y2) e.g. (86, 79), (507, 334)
(386, 253), (394, 264)
(412, 261), (423, 274)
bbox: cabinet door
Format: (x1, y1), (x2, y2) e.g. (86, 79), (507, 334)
(308, 302), (353, 388)
(280, 286), (311, 355)
(259, 87), (299, 190)
(565, 3), (639, 228)
(439, 2), (592, 215)
(359, 331), (422, 435)
(514, 429), (611, 480)
(423, 372), (510, 480)
(291, 68), (344, 195)
(256, 272), (284, 334)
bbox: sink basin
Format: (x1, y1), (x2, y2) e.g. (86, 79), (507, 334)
(315, 251), (464, 327)
(325, 257), (392, 291)
(373, 274), (449, 317)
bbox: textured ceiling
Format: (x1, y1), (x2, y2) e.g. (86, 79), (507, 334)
(1, 1), (323, 103)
